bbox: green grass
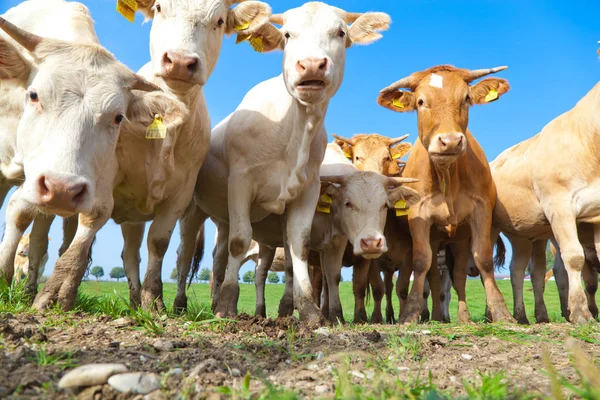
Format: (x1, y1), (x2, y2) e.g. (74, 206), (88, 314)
(78, 278), (566, 323)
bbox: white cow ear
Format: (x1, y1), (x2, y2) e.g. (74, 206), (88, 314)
(127, 90), (188, 132)
(0, 37), (33, 85)
(348, 12), (391, 46)
(225, 1), (271, 35)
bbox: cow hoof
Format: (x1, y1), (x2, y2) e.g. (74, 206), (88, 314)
(370, 312), (383, 324)
(354, 310), (368, 324)
(515, 315), (530, 325)
(535, 311), (550, 324)
(458, 310), (471, 324)
(490, 304), (516, 323)
(329, 312), (345, 325)
(172, 295), (187, 314)
(569, 308), (594, 324)
(255, 306), (267, 319)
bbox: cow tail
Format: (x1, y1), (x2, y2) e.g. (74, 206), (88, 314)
(187, 225), (205, 289)
(494, 236), (506, 271)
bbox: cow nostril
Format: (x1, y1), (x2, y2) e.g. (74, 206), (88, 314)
(187, 58), (198, 74)
(458, 136), (464, 146)
(38, 176), (49, 197)
(318, 58), (327, 70)
(376, 238), (383, 249)
(72, 184), (87, 205)
(162, 53), (173, 69)
(439, 136), (447, 147)
(296, 60), (306, 72)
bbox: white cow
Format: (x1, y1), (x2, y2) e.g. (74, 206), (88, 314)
(173, 2), (392, 322)
(0, 3), (198, 311)
(14, 234), (48, 284)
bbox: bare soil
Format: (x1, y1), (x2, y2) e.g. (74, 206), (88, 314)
(1, 312), (598, 399)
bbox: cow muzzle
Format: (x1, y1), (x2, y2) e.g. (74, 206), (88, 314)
(355, 235), (387, 259)
(160, 50), (205, 85)
(428, 133), (467, 163)
(34, 174), (90, 216)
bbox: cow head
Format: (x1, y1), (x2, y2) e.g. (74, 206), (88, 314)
(320, 172), (419, 258)
(134, 0), (271, 88)
(239, 3), (390, 106)
(377, 65), (510, 167)
(0, 18), (188, 217)
(332, 133), (411, 176)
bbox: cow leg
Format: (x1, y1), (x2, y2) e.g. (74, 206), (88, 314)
(211, 223), (229, 312)
(310, 263), (323, 307)
(583, 263), (599, 319)
(421, 278), (431, 322)
(449, 241), (470, 323)
(369, 262), (384, 323)
(0, 190), (35, 283)
(530, 239), (550, 323)
(470, 207), (513, 323)
(278, 242), (294, 317)
(400, 219), (432, 324)
(321, 239), (347, 324)
(397, 262), (412, 319)
(60, 216), (78, 256)
(26, 214), (55, 295)
(384, 267), (395, 323)
(322, 272), (330, 320)
(439, 267), (452, 323)
(549, 214), (593, 323)
(352, 258), (370, 324)
(551, 243), (570, 321)
(35, 210), (110, 311)
(427, 243), (445, 322)
(120, 222), (145, 309)
(283, 182), (322, 323)
(0, 183), (12, 208)
(174, 204), (207, 312)
(509, 238), (533, 324)
(255, 245), (276, 318)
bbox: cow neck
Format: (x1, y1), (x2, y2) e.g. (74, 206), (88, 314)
(278, 97), (328, 204)
(431, 160), (458, 237)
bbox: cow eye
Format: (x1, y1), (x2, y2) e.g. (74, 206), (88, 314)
(338, 30), (346, 38)
(218, 18), (224, 27)
(417, 99), (424, 107)
(355, 156), (362, 161)
(29, 91), (39, 102)
(155, 3), (161, 13)
(115, 114), (124, 124)
(345, 201), (352, 208)
(284, 32), (290, 39)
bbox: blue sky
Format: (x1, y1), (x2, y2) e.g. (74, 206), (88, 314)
(2, 0), (600, 284)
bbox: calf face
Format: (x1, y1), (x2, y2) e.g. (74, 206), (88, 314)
(377, 65), (509, 167)
(0, 18), (187, 217)
(320, 172), (419, 258)
(239, 3), (390, 105)
(135, 0), (271, 87)
(333, 133), (412, 176)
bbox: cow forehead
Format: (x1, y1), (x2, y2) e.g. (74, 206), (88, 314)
(283, 2), (344, 31)
(159, 0), (228, 20)
(415, 70), (469, 93)
(353, 135), (392, 154)
(342, 173), (387, 203)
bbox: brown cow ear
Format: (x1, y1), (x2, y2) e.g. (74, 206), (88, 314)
(333, 140), (353, 159)
(469, 78), (510, 105)
(225, 1), (271, 35)
(390, 142), (412, 160)
(386, 185), (420, 209)
(377, 90), (415, 113)
(127, 90), (188, 132)
(234, 21), (283, 53)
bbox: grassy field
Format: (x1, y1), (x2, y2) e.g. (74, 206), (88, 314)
(78, 278), (566, 323)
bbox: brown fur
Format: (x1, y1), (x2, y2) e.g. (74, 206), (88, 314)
(229, 237), (246, 258)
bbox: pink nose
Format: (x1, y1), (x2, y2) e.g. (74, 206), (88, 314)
(161, 51), (200, 81)
(295, 57), (328, 77)
(360, 238), (384, 254)
(37, 175), (87, 212)
(437, 133), (464, 153)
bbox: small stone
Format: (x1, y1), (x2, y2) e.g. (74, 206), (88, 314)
(140, 355), (147, 362)
(190, 358), (218, 377)
(365, 371), (375, 380)
(421, 330), (431, 335)
(231, 368), (242, 377)
(315, 385), (330, 394)
(533, 354), (541, 359)
(461, 354), (473, 361)
(108, 372), (161, 395)
(111, 317), (132, 328)
(167, 368), (182, 376)
(315, 327), (330, 337)
(10, 346), (25, 362)
(316, 351), (325, 360)
(450, 376), (457, 383)
(306, 363), (320, 371)
(277, 330), (286, 339)
(152, 340), (174, 352)
(351, 371), (365, 380)
(58, 363), (128, 388)
(144, 390), (167, 400)
(397, 366), (410, 372)
(338, 334), (350, 341)
(109, 342), (120, 349)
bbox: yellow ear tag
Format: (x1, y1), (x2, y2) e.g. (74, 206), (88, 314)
(235, 33), (252, 44)
(320, 194), (333, 204)
(249, 36), (263, 53)
(343, 151), (352, 159)
(234, 21), (250, 31)
(116, 0), (137, 23)
(316, 204), (331, 213)
(146, 115), (167, 139)
(392, 152), (402, 160)
(392, 98), (405, 109)
(485, 89), (498, 103)
(395, 200), (409, 217)
(317, 194), (332, 213)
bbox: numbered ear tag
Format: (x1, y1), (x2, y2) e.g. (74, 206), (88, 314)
(392, 98), (405, 109)
(485, 89), (498, 103)
(116, 0), (137, 23)
(146, 115), (166, 139)
(249, 36), (263, 53)
(234, 21), (250, 31)
(395, 200), (409, 217)
(316, 204), (331, 213)
(317, 194), (332, 213)
(320, 194), (333, 204)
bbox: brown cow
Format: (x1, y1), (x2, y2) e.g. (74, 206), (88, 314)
(378, 65), (514, 323)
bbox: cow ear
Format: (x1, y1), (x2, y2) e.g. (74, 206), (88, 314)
(133, 0), (155, 18)
(386, 185), (420, 209)
(0, 36), (33, 85)
(390, 142), (412, 160)
(377, 90), (415, 113)
(348, 12), (391, 47)
(234, 22), (283, 53)
(333, 139), (353, 159)
(126, 90), (189, 132)
(469, 78), (510, 105)
(225, 1), (271, 35)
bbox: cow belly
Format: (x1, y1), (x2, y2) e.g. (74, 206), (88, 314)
(574, 182), (600, 223)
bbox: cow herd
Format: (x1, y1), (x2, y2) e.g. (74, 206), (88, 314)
(0, 0), (598, 327)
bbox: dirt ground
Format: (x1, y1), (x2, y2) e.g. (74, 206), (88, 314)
(1, 312), (599, 399)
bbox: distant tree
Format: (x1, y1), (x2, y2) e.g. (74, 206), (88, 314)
(242, 270), (255, 283)
(109, 267), (126, 282)
(281, 273), (286, 284)
(267, 272), (280, 284)
(90, 266), (104, 281)
(199, 268), (211, 282)
(170, 268), (178, 282)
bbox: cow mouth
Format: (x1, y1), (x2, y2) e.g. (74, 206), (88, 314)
(297, 80), (326, 90)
